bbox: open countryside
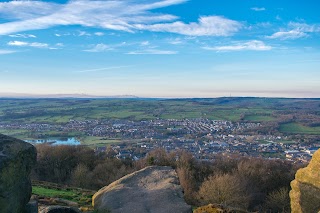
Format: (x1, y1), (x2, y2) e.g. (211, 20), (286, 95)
(0, 97), (319, 162)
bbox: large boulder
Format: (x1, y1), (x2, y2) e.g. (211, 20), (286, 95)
(0, 134), (37, 213)
(290, 148), (320, 213)
(92, 166), (192, 213)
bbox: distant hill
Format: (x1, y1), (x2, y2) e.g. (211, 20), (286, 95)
(0, 92), (139, 99)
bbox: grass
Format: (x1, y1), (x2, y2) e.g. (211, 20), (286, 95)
(32, 181), (94, 209)
(32, 186), (78, 199)
(279, 123), (320, 135)
(79, 136), (122, 145)
(244, 115), (276, 122)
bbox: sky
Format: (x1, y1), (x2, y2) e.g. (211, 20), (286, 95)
(0, 0), (320, 98)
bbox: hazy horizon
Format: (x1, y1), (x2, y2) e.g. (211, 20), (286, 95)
(0, 92), (319, 99)
(1, 0), (320, 98)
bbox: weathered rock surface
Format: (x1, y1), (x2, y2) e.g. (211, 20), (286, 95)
(0, 134), (37, 213)
(93, 166), (192, 213)
(39, 206), (81, 213)
(290, 148), (320, 213)
(194, 204), (247, 213)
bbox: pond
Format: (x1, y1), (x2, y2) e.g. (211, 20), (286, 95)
(25, 137), (81, 145)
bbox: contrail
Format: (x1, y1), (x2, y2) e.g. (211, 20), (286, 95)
(74, 65), (134, 73)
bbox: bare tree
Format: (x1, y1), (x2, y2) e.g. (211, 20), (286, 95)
(198, 173), (249, 209)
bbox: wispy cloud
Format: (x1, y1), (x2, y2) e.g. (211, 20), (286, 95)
(251, 7), (266, 11)
(84, 44), (113, 52)
(134, 16), (242, 36)
(74, 65), (134, 73)
(140, 41), (150, 46)
(203, 40), (272, 52)
(267, 30), (307, 40)
(7, 41), (49, 48)
(0, 0), (240, 37)
(9, 33), (36, 38)
(127, 49), (178, 55)
(94, 32), (104, 36)
(78, 31), (91, 37)
(0, 50), (16, 55)
(267, 22), (320, 40)
(0, 0), (184, 35)
(168, 38), (184, 45)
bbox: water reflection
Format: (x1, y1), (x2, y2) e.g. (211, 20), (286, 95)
(25, 137), (80, 145)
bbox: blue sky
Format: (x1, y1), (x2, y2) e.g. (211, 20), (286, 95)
(0, 0), (320, 98)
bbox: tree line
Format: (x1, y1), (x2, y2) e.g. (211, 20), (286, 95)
(32, 145), (302, 212)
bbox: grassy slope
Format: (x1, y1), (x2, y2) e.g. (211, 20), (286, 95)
(32, 181), (94, 208)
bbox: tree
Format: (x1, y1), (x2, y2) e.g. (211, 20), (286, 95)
(264, 187), (290, 213)
(71, 163), (90, 188)
(198, 173), (249, 209)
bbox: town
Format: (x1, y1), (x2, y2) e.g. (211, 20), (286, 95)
(1, 118), (318, 163)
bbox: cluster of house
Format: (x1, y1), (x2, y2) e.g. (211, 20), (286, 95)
(103, 134), (319, 163)
(0, 118), (318, 163)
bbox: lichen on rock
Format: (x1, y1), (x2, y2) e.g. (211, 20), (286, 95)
(290, 148), (320, 213)
(0, 134), (37, 213)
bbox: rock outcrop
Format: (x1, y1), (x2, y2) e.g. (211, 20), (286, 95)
(290, 148), (320, 213)
(0, 134), (37, 213)
(92, 166), (192, 213)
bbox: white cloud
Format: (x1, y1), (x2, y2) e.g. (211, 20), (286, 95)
(7, 40), (48, 48)
(289, 22), (320, 33)
(140, 41), (150, 46)
(251, 7), (266, 11)
(0, 0), (241, 37)
(84, 44), (113, 52)
(203, 40), (272, 52)
(267, 30), (307, 40)
(0, 49), (16, 55)
(7, 41), (27, 46)
(168, 38), (184, 45)
(267, 22), (320, 40)
(134, 16), (242, 36)
(55, 43), (64, 47)
(0, 1), (60, 20)
(79, 31), (91, 36)
(0, 0), (183, 35)
(94, 32), (104, 36)
(127, 49), (177, 55)
(9, 33), (36, 38)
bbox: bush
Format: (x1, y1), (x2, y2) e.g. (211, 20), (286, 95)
(198, 173), (250, 209)
(264, 187), (290, 213)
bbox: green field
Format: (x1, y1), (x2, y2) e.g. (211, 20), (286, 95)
(0, 97), (319, 137)
(79, 136), (122, 146)
(244, 115), (276, 122)
(279, 123), (320, 135)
